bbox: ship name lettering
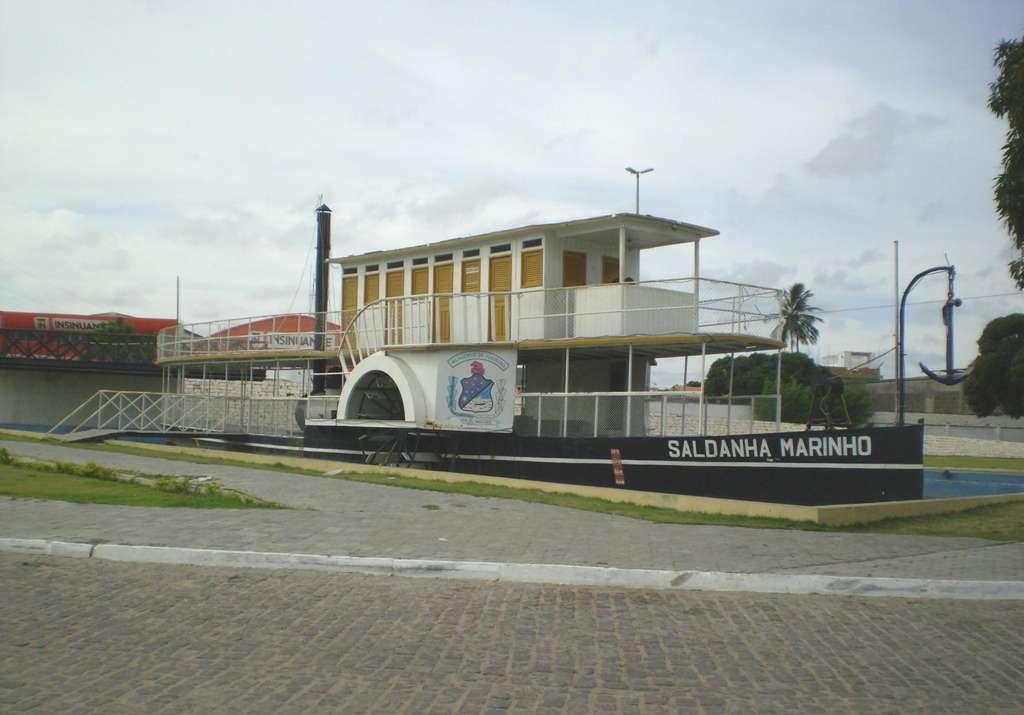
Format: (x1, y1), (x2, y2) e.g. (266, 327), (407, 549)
(667, 438), (770, 460)
(779, 435), (872, 458)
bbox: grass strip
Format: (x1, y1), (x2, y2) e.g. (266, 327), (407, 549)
(845, 501), (1024, 541)
(0, 463), (282, 508)
(0, 447), (284, 509)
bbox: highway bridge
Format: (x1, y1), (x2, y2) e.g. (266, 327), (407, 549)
(0, 312), (173, 430)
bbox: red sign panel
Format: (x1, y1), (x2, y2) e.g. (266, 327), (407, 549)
(610, 448), (625, 486)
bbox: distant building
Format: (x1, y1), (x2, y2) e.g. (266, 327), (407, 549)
(821, 350), (880, 379)
(669, 384), (702, 394)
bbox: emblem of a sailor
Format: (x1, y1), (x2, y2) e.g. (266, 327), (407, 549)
(458, 361), (495, 413)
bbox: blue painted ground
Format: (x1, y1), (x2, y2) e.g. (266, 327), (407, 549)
(924, 470), (1024, 498)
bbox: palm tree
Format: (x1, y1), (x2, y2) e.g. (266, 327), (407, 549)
(772, 283), (823, 352)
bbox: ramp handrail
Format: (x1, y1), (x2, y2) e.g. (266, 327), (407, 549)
(48, 390), (337, 437)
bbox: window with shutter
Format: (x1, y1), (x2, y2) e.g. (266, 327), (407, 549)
(363, 273), (379, 303)
(462, 259), (481, 292)
(489, 255), (512, 341)
(521, 249), (543, 289)
(342, 276), (358, 328)
(433, 263), (454, 343)
(385, 270), (405, 344)
(563, 251), (587, 287)
(411, 266), (429, 295)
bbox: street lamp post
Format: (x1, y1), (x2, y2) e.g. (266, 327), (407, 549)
(625, 167), (653, 214)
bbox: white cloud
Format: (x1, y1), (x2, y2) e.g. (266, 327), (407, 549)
(805, 103), (946, 177)
(1, 0), (1021, 380)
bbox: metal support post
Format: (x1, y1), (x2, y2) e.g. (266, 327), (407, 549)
(775, 348), (783, 430)
(625, 343), (634, 436)
(698, 341), (707, 434)
(223, 363), (229, 431)
(726, 352), (734, 435)
(660, 393), (667, 436)
(562, 348), (570, 437)
(618, 226), (627, 284)
(693, 239), (701, 331)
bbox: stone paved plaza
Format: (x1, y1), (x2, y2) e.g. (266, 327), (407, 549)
(3, 554), (1023, 714)
(3, 439), (1024, 712)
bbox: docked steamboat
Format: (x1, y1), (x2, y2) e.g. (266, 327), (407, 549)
(73, 206), (922, 505)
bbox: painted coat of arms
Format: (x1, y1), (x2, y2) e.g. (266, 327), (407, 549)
(442, 350), (511, 428)
(458, 361), (494, 413)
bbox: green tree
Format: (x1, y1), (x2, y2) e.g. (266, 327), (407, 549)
(757, 376), (873, 426)
(989, 37), (1024, 288)
(772, 283), (823, 352)
(93, 317), (135, 334)
(964, 313), (1024, 418)
(704, 352), (826, 397)
(709, 352), (874, 426)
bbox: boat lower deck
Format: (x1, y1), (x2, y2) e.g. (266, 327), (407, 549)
(187, 424), (925, 506)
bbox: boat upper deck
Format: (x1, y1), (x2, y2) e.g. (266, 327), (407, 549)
(156, 214), (783, 366)
(155, 275), (782, 365)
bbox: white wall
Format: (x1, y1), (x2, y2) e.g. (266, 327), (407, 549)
(0, 369), (162, 428)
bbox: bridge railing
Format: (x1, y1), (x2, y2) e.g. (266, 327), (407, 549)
(156, 312), (345, 362)
(49, 390), (339, 438)
(0, 329), (157, 365)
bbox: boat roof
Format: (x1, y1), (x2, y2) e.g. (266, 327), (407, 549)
(330, 213), (719, 264)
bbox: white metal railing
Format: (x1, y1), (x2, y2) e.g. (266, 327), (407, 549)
(516, 391), (788, 438)
(48, 390), (339, 438)
(338, 277), (781, 372)
(157, 311), (345, 361)
(152, 279), (781, 369)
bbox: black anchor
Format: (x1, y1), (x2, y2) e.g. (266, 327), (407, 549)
(897, 265), (970, 426)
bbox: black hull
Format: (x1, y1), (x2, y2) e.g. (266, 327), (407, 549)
(186, 425), (924, 506)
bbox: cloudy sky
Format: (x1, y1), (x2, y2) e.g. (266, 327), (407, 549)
(2, 1), (1021, 385)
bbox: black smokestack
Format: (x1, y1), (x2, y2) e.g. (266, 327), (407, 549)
(312, 202), (331, 394)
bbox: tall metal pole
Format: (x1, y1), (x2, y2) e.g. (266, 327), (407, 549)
(175, 276), (180, 325)
(775, 348), (783, 430)
(313, 203), (332, 394)
(893, 240), (899, 423)
(625, 167), (652, 215)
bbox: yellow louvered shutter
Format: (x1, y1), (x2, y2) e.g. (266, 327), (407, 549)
(489, 255), (511, 341)
(385, 270), (405, 345)
(363, 273), (379, 303)
(462, 259), (480, 292)
(341, 276), (358, 328)
(386, 270), (404, 297)
(433, 263), (453, 343)
(489, 255), (511, 291)
(521, 249), (543, 288)
(411, 266), (429, 295)
(563, 251), (587, 287)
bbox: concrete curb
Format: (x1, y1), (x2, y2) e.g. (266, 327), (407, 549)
(3, 538), (1023, 601)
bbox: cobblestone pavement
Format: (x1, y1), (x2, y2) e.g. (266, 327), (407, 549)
(2, 554), (1023, 714)
(3, 440), (1023, 581)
